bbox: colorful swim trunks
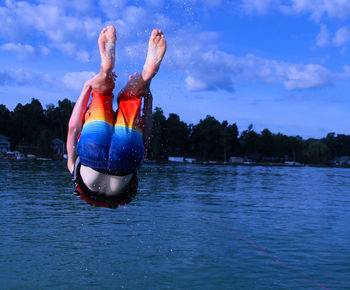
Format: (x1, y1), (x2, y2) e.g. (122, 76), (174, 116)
(77, 90), (144, 174)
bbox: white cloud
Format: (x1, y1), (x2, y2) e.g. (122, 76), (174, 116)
(38, 0), (96, 15)
(0, 1), (101, 57)
(122, 6), (149, 33)
(241, 0), (350, 21)
(185, 76), (210, 91)
(336, 65), (350, 78)
(333, 26), (350, 46)
(282, 63), (331, 90)
(76, 50), (90, 63)
(241, 0), (277, 14)
(315, 0), (350, 20)
(202, 0), (222, 7)
(0, 1), (345, 95)
(145, 0), (164, 7)
(0, 43), (34, 56)
(0, 68), (53, 87)
(62, 71), (96, 90)
(52, 43), (91, 62)
(169, 31), (334, 92)
(53, 42), (76, 56)
(241, 55), (332, 90)
(98, 0), (126, 19)
(123, 41), (146, 60)
(316, 24), (330, 47)
(39, 46), (51, 56)
(0, 68), (96, 91)
(83, 18), (103, 40)
(0, 0), (174, 66)
(0, 42), (50, 58)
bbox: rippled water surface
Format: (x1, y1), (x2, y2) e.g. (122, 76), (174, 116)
(0, 160), (349, 289)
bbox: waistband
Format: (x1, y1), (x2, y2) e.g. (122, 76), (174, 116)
(72, 157), (137, 209)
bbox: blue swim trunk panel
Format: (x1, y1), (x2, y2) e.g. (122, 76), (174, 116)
(77, 122), (144, 173)
(77, 121), (114, 168)
(107, 126), (144, 173)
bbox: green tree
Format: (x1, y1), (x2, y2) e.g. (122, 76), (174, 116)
(305, 139), (331, 164)
(149, 107), (167, 160)
(322, 132), (337, 158)
(35, 129), (53, 156)
(221, 121), (230, 162)
(334, 134), (350, 156)
(3, 100), (350, 164)
(289, 135), (305, 162)
(227, 122), (240, 157)
(260, 128), (274, 158)
(322, 133), (350, 158)
(273, 133), (293, 160)
(46, 98), (75, 141)
(191, 115), (223, 161)
(10, 98), (47, 146)
(0, 104), (11, 136)
(164, 113), (190, 157)
(239, 124), (261, 160)
(221, 121), (240, 162)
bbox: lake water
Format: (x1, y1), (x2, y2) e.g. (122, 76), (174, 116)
(0, 160), (349, 289)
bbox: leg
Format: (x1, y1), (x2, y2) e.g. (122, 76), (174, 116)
(91, 25), (117, 96)
(108, 29), (166, 168)
(142, 29), (167, 83)
(76, 26), (117, 169)
(120, 29), (167, 98)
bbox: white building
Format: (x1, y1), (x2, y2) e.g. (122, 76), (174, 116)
(168, 156), (184, 162)
(333, 156), (350, 166)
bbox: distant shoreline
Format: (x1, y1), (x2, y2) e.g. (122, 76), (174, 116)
(1, 157), (349, 170)
(144, 159), (350, 169)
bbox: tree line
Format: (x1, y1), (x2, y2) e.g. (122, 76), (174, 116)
(1, 98), (350, 164)
(0, 98), (73, 156)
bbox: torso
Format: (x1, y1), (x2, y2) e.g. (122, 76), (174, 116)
(79, 165), (133, 196)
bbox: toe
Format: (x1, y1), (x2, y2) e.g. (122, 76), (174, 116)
(154, 35), (161, 43)
(151, 29), (159, 38)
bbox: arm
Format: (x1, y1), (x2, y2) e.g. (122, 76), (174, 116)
(142, 87), (153, 157)
(66, 80), (93, 173)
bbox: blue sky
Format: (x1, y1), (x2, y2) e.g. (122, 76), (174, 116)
(1, 0), (350, 138)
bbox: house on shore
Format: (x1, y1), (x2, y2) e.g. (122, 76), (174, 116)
(0, 134), (10, 153)
(229, 157), (244, 164)
(51, 138), (66, 158)
(168, 156), (184, 162)
(332, 156), (350, 166)
(18, 140), (34, 154)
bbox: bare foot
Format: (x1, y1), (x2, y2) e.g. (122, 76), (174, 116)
(142, 29), (167, 82)
(98, 25), (116, 73)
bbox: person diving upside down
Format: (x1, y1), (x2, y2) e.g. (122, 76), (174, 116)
(66, 26), (166, 208)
